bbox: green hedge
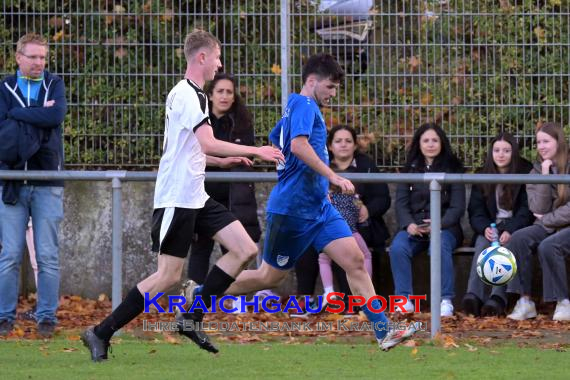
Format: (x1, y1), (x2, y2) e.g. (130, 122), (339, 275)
(0, 0), (568, 169)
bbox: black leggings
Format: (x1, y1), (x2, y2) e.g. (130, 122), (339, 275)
(295, 248), (319, 295)
(294, 248), (351, 299)
(187, 234), (228, 284)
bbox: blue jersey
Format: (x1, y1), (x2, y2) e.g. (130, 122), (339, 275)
(266, 94), (329, 220)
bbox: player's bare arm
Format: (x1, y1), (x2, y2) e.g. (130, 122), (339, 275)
(206, 155), (253, 168)
(195, 122), (284, 163)
(290, 135), (354, 194)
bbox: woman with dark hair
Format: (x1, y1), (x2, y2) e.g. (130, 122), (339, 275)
(293, 125), (391, 314)
(326, 125), (391, 256)
(505, 122), (570, 321)
(389, 123), (465, 317)
(186, 73), (261, 288)
(462, 132), (534, 317)
(319, 125), (390, 301)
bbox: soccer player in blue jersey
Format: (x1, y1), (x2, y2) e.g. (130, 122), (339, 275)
(189, 53), (418, 350)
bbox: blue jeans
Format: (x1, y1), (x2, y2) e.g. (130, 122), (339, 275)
(0, 185), (63, 323)
(389, 229), (457, 300)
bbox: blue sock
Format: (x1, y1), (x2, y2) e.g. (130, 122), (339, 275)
(361, 299), (390, 340)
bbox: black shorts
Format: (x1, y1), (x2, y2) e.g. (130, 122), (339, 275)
(151, 198), (237, 258)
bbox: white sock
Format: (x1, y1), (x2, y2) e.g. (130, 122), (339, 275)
(324, 287), (334, 294)
(559, 299), (570, 305)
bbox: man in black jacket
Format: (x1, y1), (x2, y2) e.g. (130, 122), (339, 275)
(0, 33), (67, 338)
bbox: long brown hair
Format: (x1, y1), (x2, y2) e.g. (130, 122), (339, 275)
(536, 122), (569, 207)
(403, 123), (464, 173)
(480, 132), (524, 210)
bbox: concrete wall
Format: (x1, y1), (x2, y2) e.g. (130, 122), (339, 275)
(17, 180), (562, 310)
(58, 181), (157, 298)
(20, 180), (273, 299)
(19, 181), (476, 301)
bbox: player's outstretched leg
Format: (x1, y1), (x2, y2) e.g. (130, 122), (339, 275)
(175, 221), (260, 353)
(324, 236), (418, 350)
(176, 280), (218, 354)
(82, 255), (184, 362)
(359, 298), (418, 350)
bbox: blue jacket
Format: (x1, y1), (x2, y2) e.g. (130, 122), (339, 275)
(0, 118), (41, 165)
(0, 70), (67, 187)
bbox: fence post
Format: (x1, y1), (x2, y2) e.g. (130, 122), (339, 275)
(429, 177), (442, 337)
(111, 176), (123, 311)
(280, 0), (290, 111)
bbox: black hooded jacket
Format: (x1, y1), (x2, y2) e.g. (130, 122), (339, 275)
(205, 113), (261, 242)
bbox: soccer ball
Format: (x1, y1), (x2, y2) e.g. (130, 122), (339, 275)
(476, 246), (517, 286)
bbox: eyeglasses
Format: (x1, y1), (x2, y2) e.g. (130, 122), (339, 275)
(19, 53), (47, 61)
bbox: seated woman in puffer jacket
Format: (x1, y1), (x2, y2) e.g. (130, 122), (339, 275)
(505, 122), (570, 321)
(389, 123), (465, 317)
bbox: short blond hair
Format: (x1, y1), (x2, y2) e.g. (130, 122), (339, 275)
(183, 30), (220, 61)
(16, 33), (48, 54)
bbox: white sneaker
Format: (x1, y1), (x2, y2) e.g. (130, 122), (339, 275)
(321, 291), (341, 309)
(441, 299), (454, 317)
(507, 298), (537, 320)
(380, 321), (420, 351)
(290, 296), (313, 319)
(553, 299), (570, 321)
(395, 299), (415, 313)
(254, 289), (281, 309)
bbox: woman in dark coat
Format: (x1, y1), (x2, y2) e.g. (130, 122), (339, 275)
(294, 125), (391, 309)
(187, 73), (261, 284)
(327, 125), (391, 252)
(389, 123), (465, 317)
(462, 132), (534, 317)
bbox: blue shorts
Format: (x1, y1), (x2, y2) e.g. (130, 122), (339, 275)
(263, 202), (352, 270)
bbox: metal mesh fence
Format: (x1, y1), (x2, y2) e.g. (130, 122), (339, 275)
(1, 1), (569, 169)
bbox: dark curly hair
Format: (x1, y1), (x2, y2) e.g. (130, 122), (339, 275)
(302, 53), (344, 83)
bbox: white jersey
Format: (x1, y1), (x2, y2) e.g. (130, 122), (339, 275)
(153, 79), (210, 209)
